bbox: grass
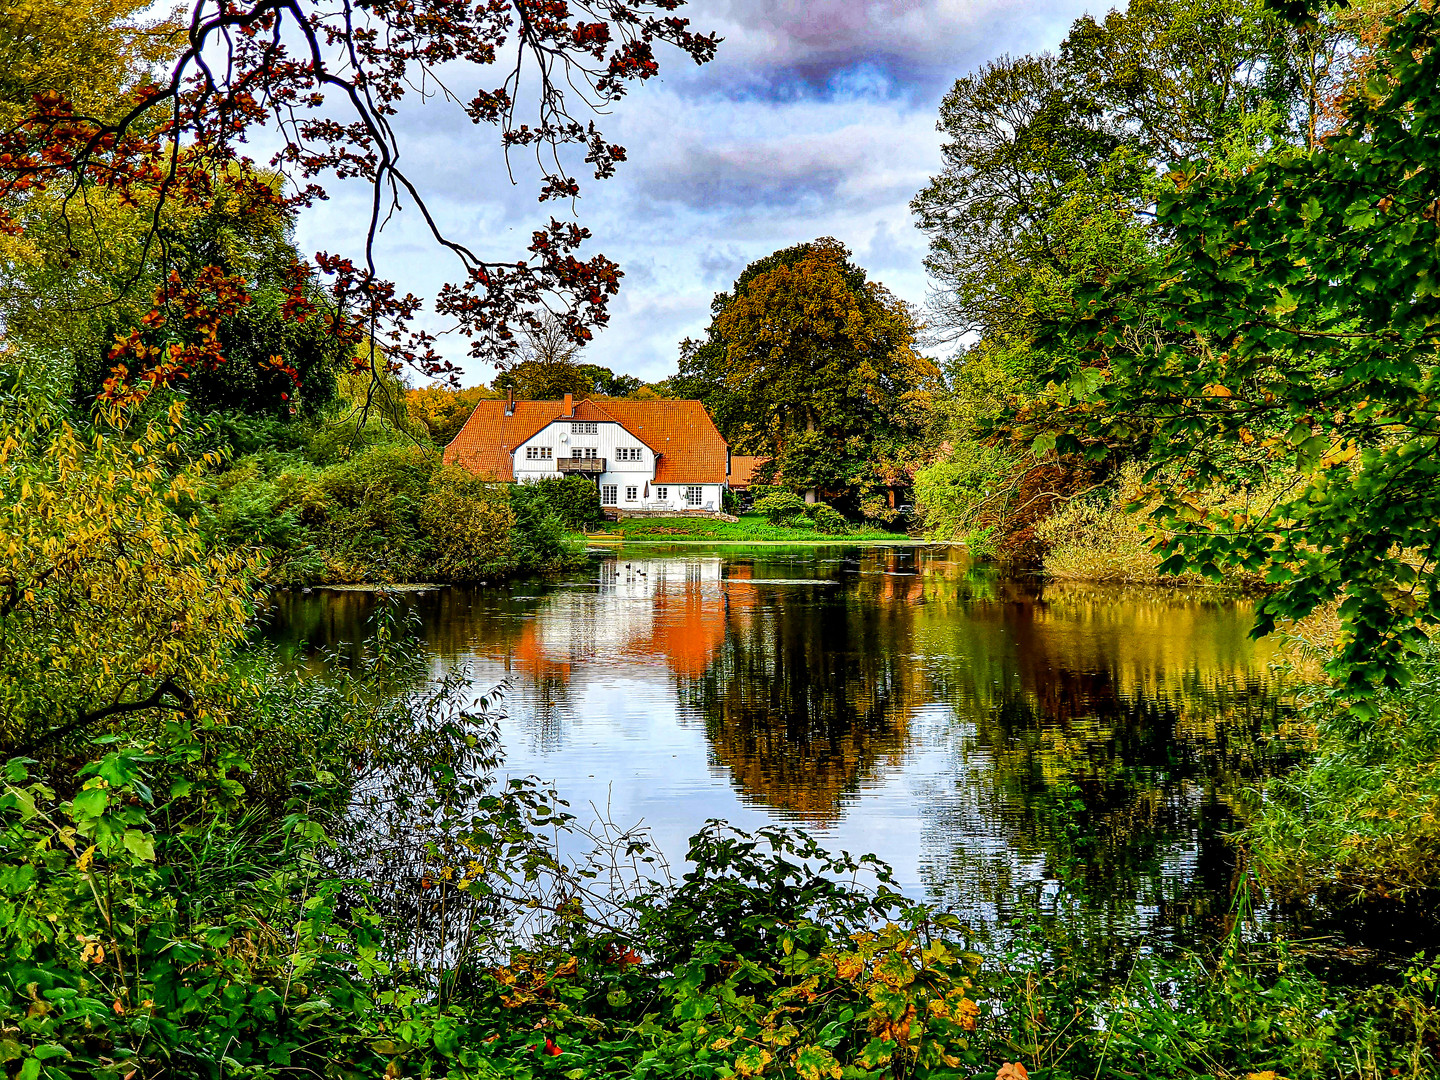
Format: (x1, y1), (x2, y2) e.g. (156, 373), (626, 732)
(605, 513), (905, 543)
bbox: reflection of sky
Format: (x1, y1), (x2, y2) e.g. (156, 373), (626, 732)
(374, 548), (1284, 945)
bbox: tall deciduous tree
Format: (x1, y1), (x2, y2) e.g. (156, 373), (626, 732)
(0, 0), (718, 403)
(1030, 0), (1440, 706)
(677, 239), (936, 514)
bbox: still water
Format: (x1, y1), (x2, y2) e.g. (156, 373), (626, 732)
(265, 544), (1288, 952)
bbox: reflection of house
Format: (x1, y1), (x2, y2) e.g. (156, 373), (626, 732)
(510, 558), (729, 679)
(444, 392), (731, 513)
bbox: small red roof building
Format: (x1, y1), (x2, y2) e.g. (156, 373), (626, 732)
(443, 392), (732, 510)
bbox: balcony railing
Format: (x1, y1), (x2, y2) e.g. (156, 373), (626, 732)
(557, 456), (605, 474)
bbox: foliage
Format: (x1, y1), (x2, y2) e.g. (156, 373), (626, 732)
(406, 384), (498, 446)
(198, 431), (583, 586)
(675, 239), (937, 510)
(0, 395), (259, 753)
(1248, 643), (1440, 901)
(420, 468), (516, 582)
(525, 475), (604, 532)
(0, 0), (183, 128)
(810, 504), (848, 536)
(611, 514), (899, 543)
(509, 482), (583, 572)
(913, 443), (1017, 542)
(1031, 0), (1440, 704)
(754, 491), (811, 527)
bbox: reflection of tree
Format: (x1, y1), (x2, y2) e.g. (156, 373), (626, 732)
(680, 552), (934, 825)
(908, 573), (1292, 952)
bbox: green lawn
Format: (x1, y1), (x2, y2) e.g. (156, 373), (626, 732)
(604, 513), (906, 542)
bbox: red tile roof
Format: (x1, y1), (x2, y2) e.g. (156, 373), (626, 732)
(728, 455), (770, 489)
(443, 397), (729, 484)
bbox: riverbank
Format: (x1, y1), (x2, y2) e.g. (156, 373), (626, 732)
(605, 512), (909, 543)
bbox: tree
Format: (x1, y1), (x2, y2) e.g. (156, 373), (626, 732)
(677, 239), (937, 512)
(0, 0), (718, 405)
(1030, 0), (1440, 707)
(0, 393), (259, 752)
(0, 0), (183, 129)
(490, 314), (644, 399)
(407, 384), (498, 445)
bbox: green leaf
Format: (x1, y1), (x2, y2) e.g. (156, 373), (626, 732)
(70, 786), (108, 820)
(123, 830), (156, 862)
(856, 1038), (895, 1068)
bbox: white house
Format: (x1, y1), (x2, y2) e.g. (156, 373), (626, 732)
(443, 392), (731, 513)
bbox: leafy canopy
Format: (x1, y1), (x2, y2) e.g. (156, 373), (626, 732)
(1034, 0), (1440, 707)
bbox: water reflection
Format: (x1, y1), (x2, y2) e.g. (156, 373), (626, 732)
(265, 545), (1289, 949)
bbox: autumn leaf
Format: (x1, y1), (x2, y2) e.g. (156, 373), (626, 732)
(792, 1046), (842, 1080)
(733, 1045), (773, 1077)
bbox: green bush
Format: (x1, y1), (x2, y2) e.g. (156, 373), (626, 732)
(526, 475), (603, 531)
(912, 443), (1015, 540)
(509, 483), (582, 571)
(1248, 643), (1440, 901)
(810, 503), (848, 534)
(753, 490), (809, 526)
(420, 467), (515, 580)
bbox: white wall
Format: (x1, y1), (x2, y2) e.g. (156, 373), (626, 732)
(511, 420), (725, 511)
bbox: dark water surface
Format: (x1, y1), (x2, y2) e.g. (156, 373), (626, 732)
(265, 544), (1289, 952)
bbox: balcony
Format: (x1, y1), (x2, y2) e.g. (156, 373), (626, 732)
(557, 456), (605, 474)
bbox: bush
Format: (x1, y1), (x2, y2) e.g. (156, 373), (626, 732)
(509, 483), (582, 571)
(811, 503), (847, 534)
(526, 474), (603, 531)
(753, 490), (809, 525)
(420, 467), (515, 580)
(1248, 643), (1440, 901)
(912, 443), (1015, 539)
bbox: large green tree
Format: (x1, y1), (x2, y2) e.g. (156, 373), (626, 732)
(1030, 0), (1440, 706)
(673, 239), (937, 516)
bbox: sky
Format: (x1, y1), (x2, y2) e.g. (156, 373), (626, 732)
(292, 0), (1111, 388)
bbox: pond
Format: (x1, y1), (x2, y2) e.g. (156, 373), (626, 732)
(264, 544), (1291, 957)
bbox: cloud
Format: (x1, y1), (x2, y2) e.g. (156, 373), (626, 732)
(670, 0), (1099, 101)
(286, 0), (1106, 386)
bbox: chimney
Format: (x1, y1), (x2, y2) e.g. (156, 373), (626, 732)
(563, 392), (574, 417)
(505, 386), (515, 416)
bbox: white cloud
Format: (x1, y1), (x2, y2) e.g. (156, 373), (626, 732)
(289, 0), (1111, 387)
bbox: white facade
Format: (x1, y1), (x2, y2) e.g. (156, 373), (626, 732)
(511, 418), (724, 511)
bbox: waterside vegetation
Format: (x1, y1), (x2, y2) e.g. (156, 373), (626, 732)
(4, 0), (1440, 1075)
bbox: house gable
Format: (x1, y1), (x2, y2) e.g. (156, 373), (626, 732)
(443, 397), (728, 485)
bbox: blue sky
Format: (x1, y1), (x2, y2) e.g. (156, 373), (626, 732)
(293, 0), (1109, 388)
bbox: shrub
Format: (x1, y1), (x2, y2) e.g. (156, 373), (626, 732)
(753, 490), (809, 525)
(527, 474), (603, 531)
(420, 467), (515, 580)
(1248, 643), (1440, 901)
(811, 503), (847, 534)
(912, 443), (1015, 539)
(509, 483), (581, 571)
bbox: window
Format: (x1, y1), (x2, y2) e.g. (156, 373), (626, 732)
(654, 486), (668, 502)
(570, 422), (597, 434)
(601, 484), (617, 505)
(525, 445), (552, 460)
(625, 486), (638, 502)
(571, 447), (597, 459)
(615, 447), (642, 462)
(685, 486), (703, 506)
